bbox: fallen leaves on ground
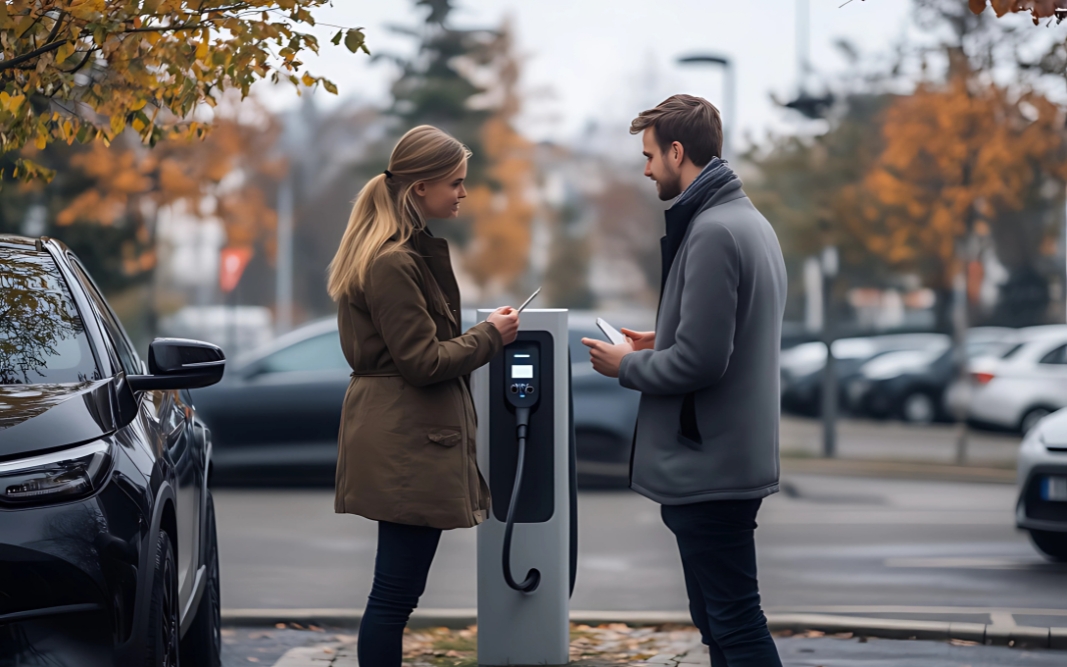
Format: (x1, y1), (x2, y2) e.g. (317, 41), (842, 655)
(398, 623), (702, 666)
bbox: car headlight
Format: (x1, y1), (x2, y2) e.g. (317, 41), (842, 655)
(0, 440), (113, 506)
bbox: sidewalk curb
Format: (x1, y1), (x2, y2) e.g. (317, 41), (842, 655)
(780, 456), (1016, 484)
(221, 609), (1067, 649)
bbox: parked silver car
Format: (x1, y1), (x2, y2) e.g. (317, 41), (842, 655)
(963, 325), (1067, 434)
(1016, 407), (1067, 561)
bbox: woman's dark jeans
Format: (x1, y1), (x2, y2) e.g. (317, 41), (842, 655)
(357, 521), (442, 667)
(661, 498), (782, 667)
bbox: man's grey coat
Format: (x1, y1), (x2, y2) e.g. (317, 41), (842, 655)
(618, 160), (788, 505)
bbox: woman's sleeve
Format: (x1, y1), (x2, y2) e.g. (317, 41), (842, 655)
(365, 252), (503, 387)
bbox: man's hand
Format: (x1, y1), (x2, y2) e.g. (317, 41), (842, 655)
(621, 328), (655, 351)
(580, 337), (634, 379)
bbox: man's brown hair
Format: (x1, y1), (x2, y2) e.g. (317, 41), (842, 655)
(630, 94), (723, 167)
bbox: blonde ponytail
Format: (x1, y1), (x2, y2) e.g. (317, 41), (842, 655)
(327, 125), (472, 301)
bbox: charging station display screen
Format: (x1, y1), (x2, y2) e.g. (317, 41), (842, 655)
(512, 365), (534, 379)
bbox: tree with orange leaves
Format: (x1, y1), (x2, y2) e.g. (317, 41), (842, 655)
(460, 21), (534, 297)
(57, 100), (284, 258)
(846, 52), (1067, 324)
(0, 95), (283, 302)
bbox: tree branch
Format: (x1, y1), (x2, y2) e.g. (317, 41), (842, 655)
(0, 39), (67, 71)
(65, 47), (98, 74)
(44, 11), (67, 46)
(122, 24), (204, 34)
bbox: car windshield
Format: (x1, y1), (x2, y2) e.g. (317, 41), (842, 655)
(0, 246), (100, 384)
(257, 332), (348, 374)
(1000, 342), (1025, 359)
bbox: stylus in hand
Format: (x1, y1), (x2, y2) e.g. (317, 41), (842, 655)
(516, 287), (541, 313)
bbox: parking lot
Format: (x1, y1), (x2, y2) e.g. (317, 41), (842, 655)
(216, 416), (1055, 617)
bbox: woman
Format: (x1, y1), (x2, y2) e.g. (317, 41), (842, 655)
(327, 125), (519, 665)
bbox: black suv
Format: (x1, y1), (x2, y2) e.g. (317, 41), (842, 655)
(0, 235), (224, 666)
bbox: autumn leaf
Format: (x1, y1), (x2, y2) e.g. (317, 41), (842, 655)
(969, 0), (1067, 22)
(344, 28), (370, 54)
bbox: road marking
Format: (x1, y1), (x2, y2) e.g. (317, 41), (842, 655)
(884, 556), (1053, 569)
(989, 611), (1017, 627)
(224, 606), (1067, 622)
(764, 605), (1067, 618)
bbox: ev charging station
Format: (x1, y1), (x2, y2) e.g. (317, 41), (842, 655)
(473, 309), (577, 666)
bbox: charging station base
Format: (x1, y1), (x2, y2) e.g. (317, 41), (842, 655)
(474, 309), (571, 667)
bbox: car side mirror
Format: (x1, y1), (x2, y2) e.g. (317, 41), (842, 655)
(127, 338), (226, 391)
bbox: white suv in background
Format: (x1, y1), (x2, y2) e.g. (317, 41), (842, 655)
(1017, 408), (1067, 561)
(966, 325), (1067, 434)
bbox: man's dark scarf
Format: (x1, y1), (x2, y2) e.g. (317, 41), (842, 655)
(660, 157), (741, 292)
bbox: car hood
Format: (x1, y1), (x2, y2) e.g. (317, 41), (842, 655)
(0, 379), (117, 459)
(1037, 409), (1067, 447)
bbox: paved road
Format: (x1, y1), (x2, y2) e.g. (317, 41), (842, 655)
(216, 473), (1067, 627)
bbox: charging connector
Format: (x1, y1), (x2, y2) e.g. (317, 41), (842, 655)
(502, 405), (540, 593)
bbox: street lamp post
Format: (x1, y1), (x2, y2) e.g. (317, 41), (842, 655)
(677, 54), (736, 162)
(821, 245), (839, 459)
(275, 175), (294, 336)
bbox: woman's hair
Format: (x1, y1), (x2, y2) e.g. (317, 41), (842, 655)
(327, 125), (472, 300)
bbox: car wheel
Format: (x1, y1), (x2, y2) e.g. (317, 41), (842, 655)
(1029, 530), (1067, 562)
(145, 530), (180, 667)
(901, 392), (936, 424)
(180, 491), (221, 667)
(1020, 408), (1052, 436)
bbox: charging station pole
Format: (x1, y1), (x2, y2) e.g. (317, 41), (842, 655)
(474, 309), (571, 666)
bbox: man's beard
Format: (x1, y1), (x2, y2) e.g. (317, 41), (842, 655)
(656, 165), (683, 201)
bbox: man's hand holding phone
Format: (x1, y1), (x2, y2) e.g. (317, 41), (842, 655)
(581, 317), (636, 379)
(621, 328), (655, 351)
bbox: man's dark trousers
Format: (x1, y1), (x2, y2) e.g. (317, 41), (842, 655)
(661, 498), (782, 667)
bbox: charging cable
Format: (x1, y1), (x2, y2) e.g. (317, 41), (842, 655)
(502, 405), (541, 593)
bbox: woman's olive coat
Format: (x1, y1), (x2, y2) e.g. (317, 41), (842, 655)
(334, 229), (502, 529)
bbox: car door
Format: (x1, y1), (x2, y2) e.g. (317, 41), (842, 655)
(210, 331), (351, 471)
(1031, 342), (1067, 411)
(568, 327), (639, 470)
(67, 257), (202, 608)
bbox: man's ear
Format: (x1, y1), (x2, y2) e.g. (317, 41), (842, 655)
(670, 141), (685, 168)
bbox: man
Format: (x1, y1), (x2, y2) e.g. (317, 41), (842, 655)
(583, 94), (786, 666)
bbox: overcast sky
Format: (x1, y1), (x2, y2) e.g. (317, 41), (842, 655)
(257, 1), (1053, 150)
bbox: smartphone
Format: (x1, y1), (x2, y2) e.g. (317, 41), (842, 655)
(596, 317), (628, 345)
(516, 287), (541, 313)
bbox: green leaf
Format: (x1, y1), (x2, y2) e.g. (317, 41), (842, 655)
(322, 79), (338, 95)
(331, 29), (343, 46)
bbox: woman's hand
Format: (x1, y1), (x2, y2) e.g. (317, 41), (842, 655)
(487, 307), (520, 345)
(621, 328), (655, 351)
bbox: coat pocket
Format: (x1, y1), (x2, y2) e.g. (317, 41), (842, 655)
(676, 432), (703, 451)
(427, 428), (463, 448)
(677, 392), (703, 449)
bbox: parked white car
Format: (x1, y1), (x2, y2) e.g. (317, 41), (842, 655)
(1016, 408), (1067, 561)
(965, 325), (1067, 434)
